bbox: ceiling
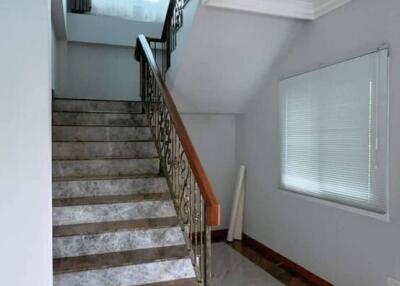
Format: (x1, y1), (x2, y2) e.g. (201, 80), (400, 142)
(205, 0), (353, 20)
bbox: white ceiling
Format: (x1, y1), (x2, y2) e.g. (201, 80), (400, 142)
(206, 0), (353, 20)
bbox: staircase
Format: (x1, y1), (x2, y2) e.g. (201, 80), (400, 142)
(52, 98), (199, 286)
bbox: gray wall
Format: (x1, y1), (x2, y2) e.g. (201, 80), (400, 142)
(67, 13), (162, 47)
(168, 7), (303, 113)
(0, 1), (52, 285)
(183, 114), (237, 229)
(236, 0), (400, 285)
(54, 42), (140, 101)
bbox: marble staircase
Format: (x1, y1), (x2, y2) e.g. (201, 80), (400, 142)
(52, 98), (198, 286)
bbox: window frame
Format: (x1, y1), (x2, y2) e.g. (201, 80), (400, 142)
(278, 48), (390, 217)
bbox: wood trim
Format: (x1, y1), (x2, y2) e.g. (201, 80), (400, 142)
(211, 229), (228, 242)
(211, 230), (333, 285)
(137, 35), (220, 226)
(242, 234), (334, 286)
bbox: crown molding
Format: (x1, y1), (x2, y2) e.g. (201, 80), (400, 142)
(313, 0), (353, 18)
(205, 0), (353, 20)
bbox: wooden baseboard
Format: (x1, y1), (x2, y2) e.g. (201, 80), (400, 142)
(211, 229), (228, 242)
(210, 229), (332, 285)
(242, 234), (333, 286)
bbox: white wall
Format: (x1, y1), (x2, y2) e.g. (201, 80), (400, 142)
(167, 0), (202, 86)
(183, 114), (237, 229)
(0, 1), (52, 286)
(52, 0), (67, 40)
(55, 42), (140, 101)
(67, 13), (162, 47)
(236, 0), (400, 285)
(169, 7), (303, 113)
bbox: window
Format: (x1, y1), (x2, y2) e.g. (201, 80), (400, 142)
(280, 49), (389, 214)
(90, 0), (169, 22)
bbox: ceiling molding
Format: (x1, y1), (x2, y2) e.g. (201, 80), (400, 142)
(205, 0), (353, 20)
(313, 0), (353, 19)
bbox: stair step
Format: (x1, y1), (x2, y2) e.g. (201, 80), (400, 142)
(143, 279), (199, 286)
(53, 176), (168, 199)
(54, 258), (196, 286)
(53, 226), (186, 258)
(53, 99), (142, 113)
(53, 217), (180, 237)
(53, 245), (191, 274)
(52, 126), (152, 142)
(53, 193), (170, 207)
(54, 260), (197, 286)
(53, 111), (148, 126)
(53, 158), (160, 178)
(52, 141), (158, 160)
(53, 200), (177, 226)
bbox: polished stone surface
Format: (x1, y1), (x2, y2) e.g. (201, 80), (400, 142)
(53, 141), (158, 159)
(53, 176), (168, 199)
(52, 126), (152, 142)
(53, 99), (142, 113)
(53, 258), (196, 286)
(53, 217), (180, 237)
(53, 158), (160, 178)
(53, 226), (186, 258)
(53, 193), (170, 207)
(53, 111), (148, 126)
(53, 200), (177, 226)
(54, 245), (190, 274)
(52, 99), (197, 286)
(211, 243), (284, 286)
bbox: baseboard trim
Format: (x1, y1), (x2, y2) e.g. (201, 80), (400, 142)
(211, 229), (228, 242)
(210, 229), (332, 286)
(242, 234), (333, 286)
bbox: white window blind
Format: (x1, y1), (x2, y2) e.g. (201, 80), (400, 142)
(280, 49), (388, 214)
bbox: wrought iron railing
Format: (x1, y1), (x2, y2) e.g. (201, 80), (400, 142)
(135, 34), (220, 285)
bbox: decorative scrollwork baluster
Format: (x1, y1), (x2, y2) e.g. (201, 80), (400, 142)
(138, 30), (217, 285)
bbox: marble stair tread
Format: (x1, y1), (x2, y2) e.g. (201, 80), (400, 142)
(53, 192), (171, 207)
(53, 217), (180, 237)
(53, 245), (191, 274)
(53, 158), (160, 178)
(53, 200), (177, 226)
(142, 278), (199, 286)
(53, 99), (142, 113)
(53, 175), (168, 199)
(52, 126), (152, 142)
(52, 141), (158, 160)
(53, 226), (186, 258)
(55, 259), (196, 286)
(54, 257), (196, 286)
(53, 111), (148, 126)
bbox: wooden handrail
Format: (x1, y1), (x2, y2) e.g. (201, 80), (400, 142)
(137, 34), (220, 226)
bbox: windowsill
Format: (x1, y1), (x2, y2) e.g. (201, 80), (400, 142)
(279, 187), (390, 222)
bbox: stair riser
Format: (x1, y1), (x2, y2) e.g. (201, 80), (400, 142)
(53, 227), (185, 258)
(53, 258), (196, 286)
(53, 159), (159, 178)
(53, 99), (142, 113)
(53, 177), (168, 199)
(53, 201), (177, 226)
(53, 142), (158, 159)
(53, 112), (148, 126)
(52, 126), (152, 142)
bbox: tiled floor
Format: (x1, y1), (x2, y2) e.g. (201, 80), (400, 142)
(211, 242), (311, 286)
(211, 242), (284, 286)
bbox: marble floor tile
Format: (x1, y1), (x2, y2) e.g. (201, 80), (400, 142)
(211, 242), (284, 286)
